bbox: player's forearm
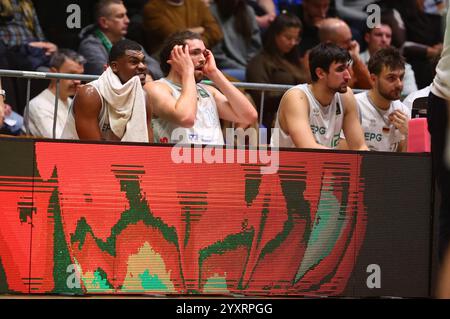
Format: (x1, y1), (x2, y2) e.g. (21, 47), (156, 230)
(208, 70), (257, 125)
(174, 75), (198, 127)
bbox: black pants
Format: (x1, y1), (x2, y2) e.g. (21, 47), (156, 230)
(428, 92), (450, 261)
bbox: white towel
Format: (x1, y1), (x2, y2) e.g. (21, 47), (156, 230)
(97, 67), (149, 142)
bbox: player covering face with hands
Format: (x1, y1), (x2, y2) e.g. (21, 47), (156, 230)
(147, 31), (257, 145)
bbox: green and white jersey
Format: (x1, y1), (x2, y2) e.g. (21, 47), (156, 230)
(356, 92), (410, 152)
(271, 84), (344, 148)
(152, 78), (224, 146)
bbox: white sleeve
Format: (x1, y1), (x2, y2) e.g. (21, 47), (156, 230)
(28, 98), (54, 138)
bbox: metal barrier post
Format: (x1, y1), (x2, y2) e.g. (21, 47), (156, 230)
(53, 80), (60, 139)
(259, 91), (265, 127)
(24, 79), (31, 136)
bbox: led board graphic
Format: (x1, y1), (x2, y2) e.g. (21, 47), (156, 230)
(0, 140), (431, 297)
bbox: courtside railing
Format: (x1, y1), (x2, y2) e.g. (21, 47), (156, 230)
(0, 68), (363, 139)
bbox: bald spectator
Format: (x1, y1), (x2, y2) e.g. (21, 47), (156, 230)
(318, 18), (372, 89)
(78, 0), (162, 79)
(142, 0), (223, 55)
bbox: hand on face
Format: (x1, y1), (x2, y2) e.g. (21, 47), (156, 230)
(202, 49), (218, 78)
(168, 45), (195, 77)
(389, 110), (409, 135)
(348, 40), (360, 59)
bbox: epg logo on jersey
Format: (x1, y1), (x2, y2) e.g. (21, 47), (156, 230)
(311, 125), (326, 135)
(332, 134), (341, 148)
(365, 132), (382, 142)
(336, 102), (341, 116)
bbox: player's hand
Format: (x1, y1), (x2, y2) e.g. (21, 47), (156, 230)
(389, 110), (409, 135)
(203, 49), (219, 78)
(167, 45), (195, 78)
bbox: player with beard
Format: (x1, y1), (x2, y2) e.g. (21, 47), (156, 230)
(355, 47), (410, 152)
(270, 42), (367, 150)
(147, 31), (257, 145)
(61, 39), (153, 142)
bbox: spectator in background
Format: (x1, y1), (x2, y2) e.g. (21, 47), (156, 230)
(142, 0), (223, 56)
(246, 0), (277, 29)
(0, 102), (23, 136)
(33, 0), (96, 51)
(78, 0), (163, 79)
(318, 17), (372, 89)
(378, 0), (444, 89)
(0, 0), (58, 116)
(26, 49), (85, 138)
(360, 23), (418, 96)
(122, 0), (150, 45)
(355, 47), (410, 152)
(334, 0), (377, 46)
(288, 0), (333, 56)
(0, 79), (23, 136)
(210, 0), (262, 81)
(0, 0), (57, 70)
(246, 13), (309, 136)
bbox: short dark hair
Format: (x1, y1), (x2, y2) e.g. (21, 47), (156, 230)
(109, 39), (143, 63)
(95, 0), (123, 21)
(367, 47), (405, 75)
(50, 49), (86, 69)
(309, 43), (351, 82)
(159, 31), (202, 76)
